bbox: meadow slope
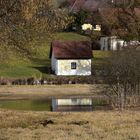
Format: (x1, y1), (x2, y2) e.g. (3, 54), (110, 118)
(0, 32), (90, 78)
(0, 32), (111, 78)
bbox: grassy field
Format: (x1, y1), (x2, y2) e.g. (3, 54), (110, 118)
(0, 85), (139, 140)
(0, 110), (139, 140)
(0, 32), (139, 140)
(0, 84), (105, 101)
(0, 32), (112, 78)
(93, 50), (111, 71)
(0, 32), (91, 78)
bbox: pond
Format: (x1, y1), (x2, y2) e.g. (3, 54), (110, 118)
(0, 98), (111, 112)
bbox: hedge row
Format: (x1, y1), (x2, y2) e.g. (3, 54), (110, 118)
(0, 76), (106, 85)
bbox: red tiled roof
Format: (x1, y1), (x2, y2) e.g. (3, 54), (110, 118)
(50, 41), (93, 59)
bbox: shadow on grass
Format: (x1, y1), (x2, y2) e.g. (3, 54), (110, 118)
(30, 57), (50, 65)
(32, 66), (51, 74)
(29, 57), (52, 74)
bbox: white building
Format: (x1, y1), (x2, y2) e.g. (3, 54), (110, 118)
(49, 41), (93, 76)
(100, 36), (126, 51)
(93, 25), (101, 31)
(82, 23), (93, 31)
(82, 24), (101, 31)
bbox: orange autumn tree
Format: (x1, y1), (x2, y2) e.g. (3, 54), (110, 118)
(0, 0), (73, 58)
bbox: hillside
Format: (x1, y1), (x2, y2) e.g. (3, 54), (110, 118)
(0, 32), (90, 78)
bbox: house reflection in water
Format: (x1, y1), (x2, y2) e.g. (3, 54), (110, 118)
(52, 98), (93, 112)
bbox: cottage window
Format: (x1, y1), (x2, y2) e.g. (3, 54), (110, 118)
(71, 62), (77, 69)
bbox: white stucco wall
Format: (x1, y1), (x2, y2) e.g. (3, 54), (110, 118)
(52, 59), (92, 76)
(93, 25), (101, 31)
(110, 39), (125, 50)
(82, 24), (93, 31)
(51, 53), (58, 74)
(53, 99), (92, 106)
(100, 37), (109, 51)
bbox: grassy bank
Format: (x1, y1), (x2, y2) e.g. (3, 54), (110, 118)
(0, 110), (139, 140)
(0, 32), (89, 78)
(0, 32), (111, 78)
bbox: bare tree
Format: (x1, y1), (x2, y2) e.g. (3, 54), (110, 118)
(104, 49), (140, 110)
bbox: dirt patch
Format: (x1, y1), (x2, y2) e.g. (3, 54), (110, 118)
(40, 120), (55, 127)
(68, 120), (89, 126)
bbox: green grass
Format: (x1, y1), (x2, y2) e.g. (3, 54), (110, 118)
(0, 32), (109, 78)
(93, 50), (112, 59)
(93, 50), (112, 70)
(53, 32), (90, 41)
(0, 100), (51, 111)
(0, 56), (45, 78)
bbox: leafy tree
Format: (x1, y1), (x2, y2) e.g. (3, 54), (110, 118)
(100, 1), (140, 41)
(59, 1), (70, 8)
(0, 0), (73, 58)
(72, 9), (91, 31)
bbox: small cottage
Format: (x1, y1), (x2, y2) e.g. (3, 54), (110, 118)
(49, 41), (93, 76)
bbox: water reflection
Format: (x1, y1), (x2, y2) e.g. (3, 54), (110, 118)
(0, 100), (51, 111)
(52, 98), (93, 112)
(0, 97), (111, 111)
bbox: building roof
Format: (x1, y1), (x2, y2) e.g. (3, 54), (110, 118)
(50, 41), (93, 59)
(68, 0), (111, 12)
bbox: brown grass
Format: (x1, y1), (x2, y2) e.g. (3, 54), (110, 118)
(0, 84), (104, 100)
(0, 110), (140, 140)
(0, 85), (140, 140)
